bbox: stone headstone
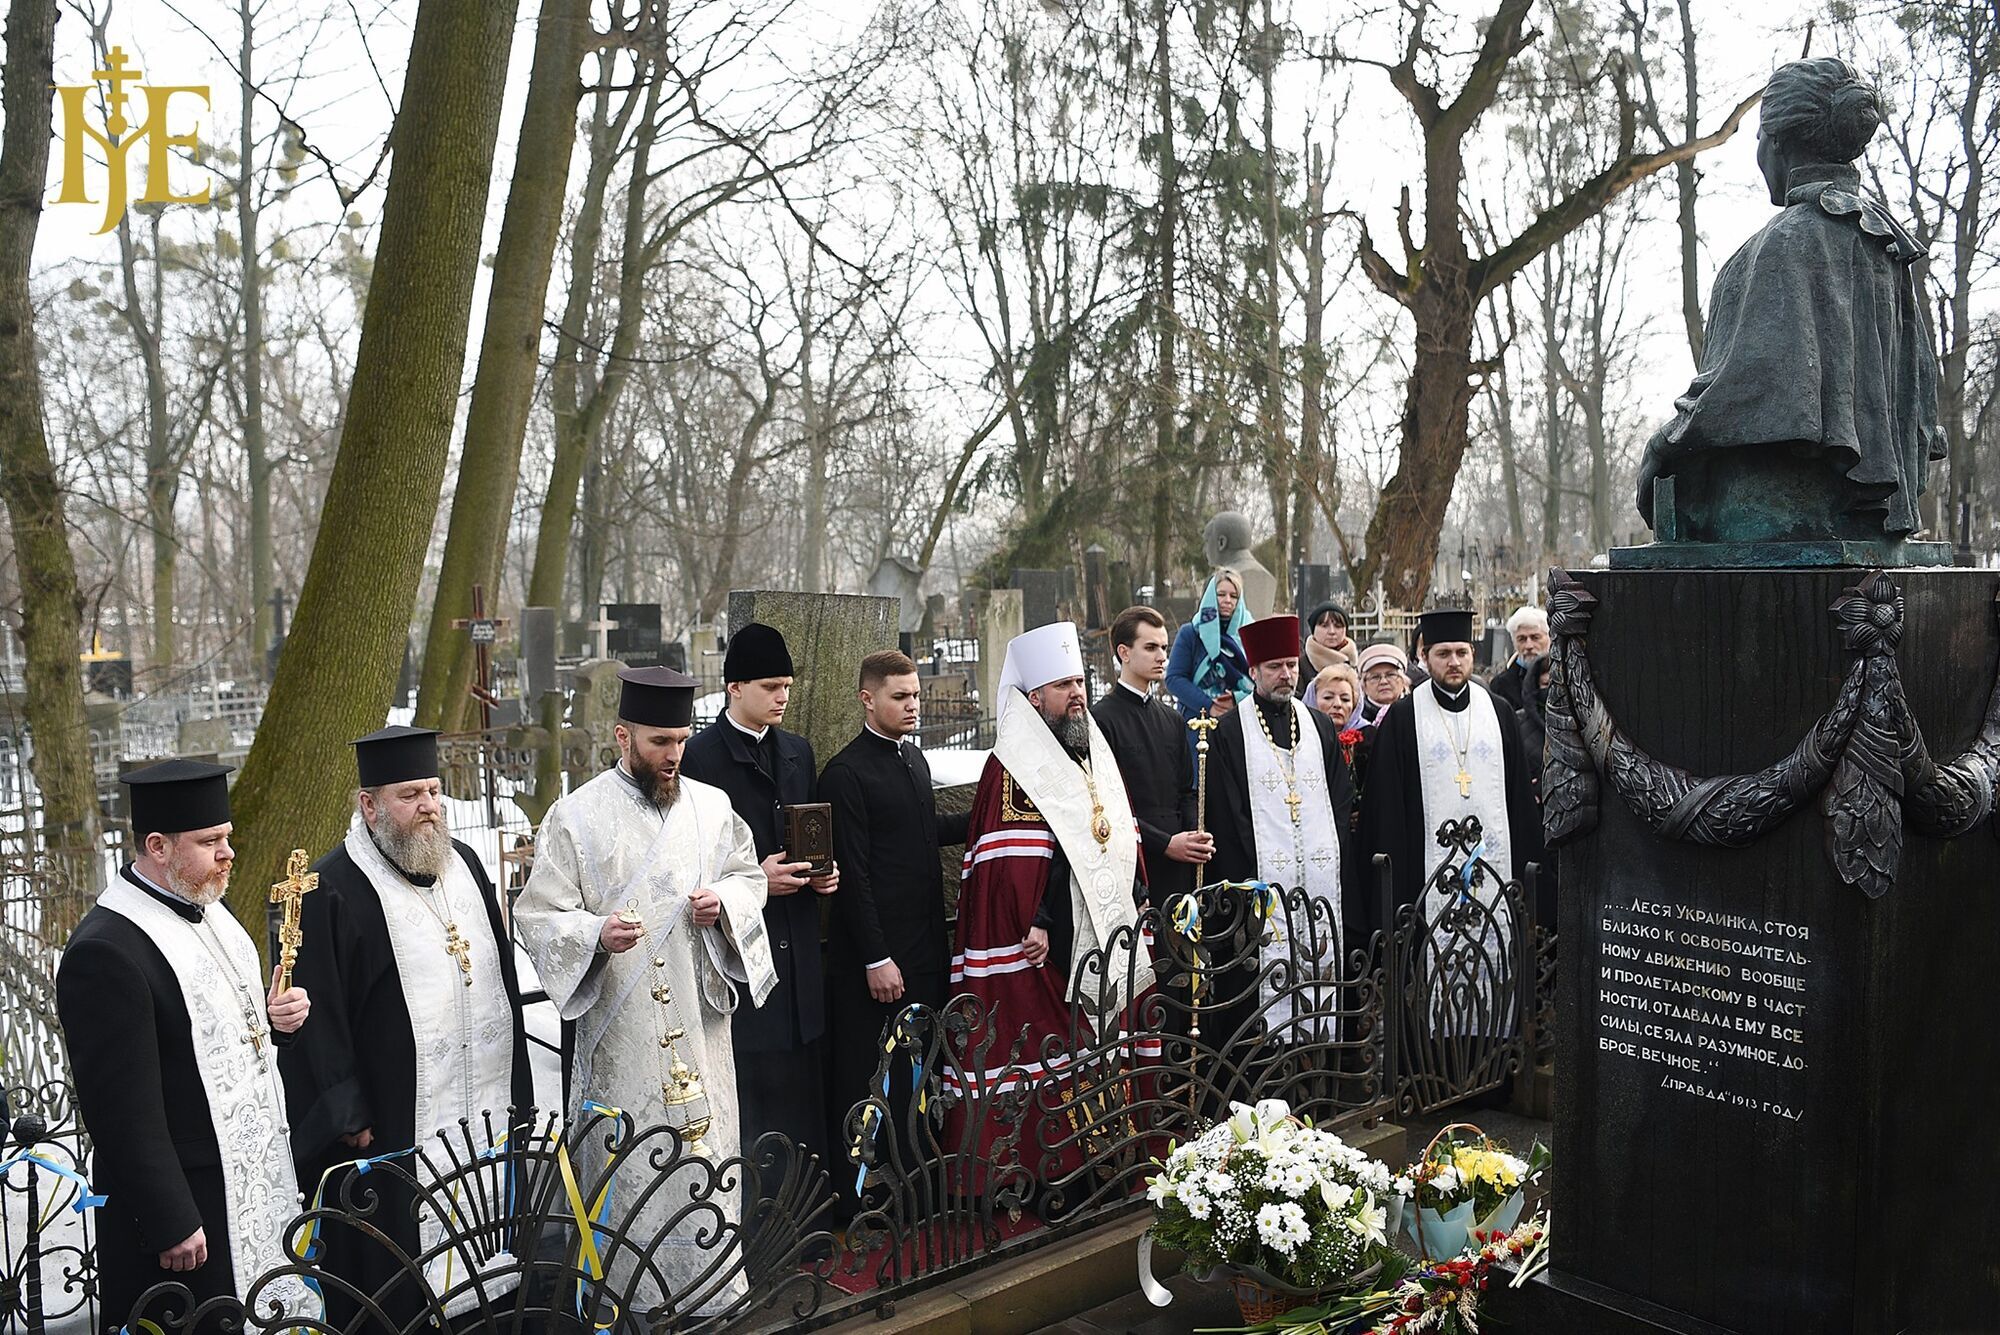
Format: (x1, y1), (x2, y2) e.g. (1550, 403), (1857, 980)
(1495, 566), (2000, 1333)
(920, 593), (946, 640)
(868, 554), (926, 634)
(566, 657), (628, 784)
(176, 717), (231, 758)
(1107, 560), (1134, 613)
(519, 606), (559, 699)
(726, 590), (898, 767)
(1009, 569), (1063, 629)
(687, 623), (721, 683)
(1082, 544), (1109, 629)
(966, 588), (1023, 716)
(1204, 511), (1276, 619)
(602, 603), (664, 666)
(660, 641), (688, 674)
(1293, 562), (1335, 625)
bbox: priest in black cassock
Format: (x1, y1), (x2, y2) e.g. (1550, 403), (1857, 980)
(1359, 610), (1543, 1041)
(1091, 606), (1208, 910)
(818, 649), (969, 1197)
(58, 761), (316, 1333)
(1358, 610), (1542, 915)
(278, 726), (533, 1331)
(680, 623), (840, 1180)
(1204, 615), (1358, 1079)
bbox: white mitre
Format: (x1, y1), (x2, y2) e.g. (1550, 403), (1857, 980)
(997, 621), (1085, 696)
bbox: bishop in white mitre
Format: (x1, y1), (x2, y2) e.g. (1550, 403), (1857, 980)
(56, 760), (320, 1332)
(514, 666), (776, 1319)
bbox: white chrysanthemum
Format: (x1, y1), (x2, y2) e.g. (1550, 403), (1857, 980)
(1180, 1187), (1212, 1219)
(1431, 1165), (1461, 1193)
(1393, 1174), (1416, 1198)
(1255, 1202), (1302, 1255)
(1280, 1162), (1316, 1197)
(1203, 1169), (1233, 1200)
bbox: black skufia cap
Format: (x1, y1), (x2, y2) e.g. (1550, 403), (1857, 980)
(1417, 608), (1476, 647)
(723, 622), (794, 683)
(618, 666), (698, 727)
(123, 758), (232, 837)
(353, 725), (441, 788)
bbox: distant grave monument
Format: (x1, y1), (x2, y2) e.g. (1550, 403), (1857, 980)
(1009, 568), (1064, 630)
(1204, 511), (1276, 618)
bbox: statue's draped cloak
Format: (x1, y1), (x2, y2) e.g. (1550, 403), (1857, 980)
(1637, 165), (1944, 535)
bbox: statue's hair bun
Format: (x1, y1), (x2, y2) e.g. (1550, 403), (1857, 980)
(1763, 57), (1884, 164)
(1822, 82), (1884, 162)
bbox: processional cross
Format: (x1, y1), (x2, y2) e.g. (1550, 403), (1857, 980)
(268, 848), (316, 993)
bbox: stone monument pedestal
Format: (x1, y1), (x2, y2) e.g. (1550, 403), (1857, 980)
(1487, 566), (2000, 1335)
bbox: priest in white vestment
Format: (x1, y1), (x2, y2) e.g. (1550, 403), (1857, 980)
(1360, 609), (1544, 1038)
(1206, 614), (1359, 1052)
(56, 759), (320, 1331)
(514, 667), (776, 1319)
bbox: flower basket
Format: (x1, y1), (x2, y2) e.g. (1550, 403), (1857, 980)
(1138, 1099), (1410, 1317)
(1402, 1122), (1548, 1262)
(1219, 1260), (1383, 1324)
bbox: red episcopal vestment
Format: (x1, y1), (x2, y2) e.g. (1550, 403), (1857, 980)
(946, 718), (1160, 1190)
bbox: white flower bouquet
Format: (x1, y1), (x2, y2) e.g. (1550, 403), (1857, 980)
(1404, 1123), (1548, 1261)
(1143, 1099), (1414, 1323)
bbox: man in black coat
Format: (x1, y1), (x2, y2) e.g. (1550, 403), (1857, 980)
(680, 622), (839, 1174)
(278, 726), (535, 1331)
(818, 649), (969, 1195)
(1487, 605), (1549, 711)
(1091, 607), (1209, 910)
(57, 761), (313, 1332)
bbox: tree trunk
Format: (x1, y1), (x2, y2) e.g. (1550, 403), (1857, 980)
(414, 0), (587, 730)
(1257, 0), (1290, 568)
(0, 0), (101, 900)
(118, 212), (176, 676)
(1297, 141), (1330, 568)
(1673, 0), (1703, 364)
(1148, 0), (1179, 593)
(527, 79), (660, 614)
(224, 0), (519, 935)
(239, 0), (272, 679)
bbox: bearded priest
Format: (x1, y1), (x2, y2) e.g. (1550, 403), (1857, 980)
(948, 623), (1153, 1189)
(514, 666), (777, 1316)
(1206, 613), (1359, 1057)
(277, 725), (534, 1329)
(57, 760), (319, 1331)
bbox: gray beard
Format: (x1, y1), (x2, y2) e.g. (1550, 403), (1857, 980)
(1262, 684), (1295, 706)
(375, 815), (454, 879)
(1044, 709), (1090, 753)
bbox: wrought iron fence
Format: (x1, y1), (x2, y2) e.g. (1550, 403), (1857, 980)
(0, 814), (1556, 1334)
(0, 1082), (97, 1334)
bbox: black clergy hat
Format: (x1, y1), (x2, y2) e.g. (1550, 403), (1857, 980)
(1417, 608), (1476, 648)
(723, 622), (794, 682)
(353, 725), (441, 787)
(618, 666), (698, 728)
(123, 758), (233, 837)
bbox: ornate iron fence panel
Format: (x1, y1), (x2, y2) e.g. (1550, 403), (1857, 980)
(1, 1082), (97, 1334)
(1384, 818), (1535, 1116)
(94, 886), (1393, 1332)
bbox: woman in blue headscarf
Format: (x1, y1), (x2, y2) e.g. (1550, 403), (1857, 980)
(1166, 569), (1251, 724)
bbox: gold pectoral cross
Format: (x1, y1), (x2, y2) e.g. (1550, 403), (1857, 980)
(1283, 787), (1303, 825)
(1455, 767), (1473, 798)
(246, 1023), (268, 1054)
(443, 921), (473, 986)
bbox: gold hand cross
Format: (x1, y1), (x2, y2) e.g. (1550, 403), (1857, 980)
(268, 849), (317, 992)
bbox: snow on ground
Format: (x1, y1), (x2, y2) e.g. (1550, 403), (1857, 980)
(921, 746), (989, 788)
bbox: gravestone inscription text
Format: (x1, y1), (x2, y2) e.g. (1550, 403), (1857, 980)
(1594, 896), (1812, 1123)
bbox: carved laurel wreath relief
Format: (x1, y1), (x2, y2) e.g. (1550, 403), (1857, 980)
(1541, 568), (2000, 898)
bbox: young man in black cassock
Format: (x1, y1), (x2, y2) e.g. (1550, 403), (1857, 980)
(1091, 606), (1210, 910)
(817, 649), (969, 1196)
(278, 726), (533, 1331)
(680, 622), (839, 1178)
(57, 761), (315, 1333)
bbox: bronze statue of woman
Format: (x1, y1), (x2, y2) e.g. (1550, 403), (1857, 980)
(1636, 58), (1945, 552)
